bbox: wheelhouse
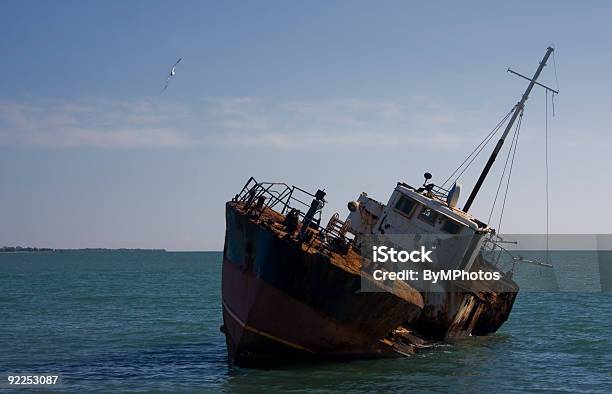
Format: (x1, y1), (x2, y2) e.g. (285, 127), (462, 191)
(347, 181), (491, 272)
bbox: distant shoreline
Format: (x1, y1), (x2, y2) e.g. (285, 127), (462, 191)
(1, 247), (167, 253)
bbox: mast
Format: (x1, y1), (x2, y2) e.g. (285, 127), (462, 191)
(463, 46), (555, 213)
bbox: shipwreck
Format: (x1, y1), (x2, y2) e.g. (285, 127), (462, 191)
(220, 47), (558, 366)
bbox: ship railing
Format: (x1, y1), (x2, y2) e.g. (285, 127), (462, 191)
(482, 234), (552, 275)
(422, 183), (450, 200)
(234, 176), (324, 225)
(234, 177), (353, 254)
(481, 234), (519, 275)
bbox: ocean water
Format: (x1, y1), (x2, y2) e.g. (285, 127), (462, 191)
(0, 251), (610, 393)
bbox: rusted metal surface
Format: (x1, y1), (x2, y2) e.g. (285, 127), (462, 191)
(222, 179), (521, 365)
(412, 254), (519, 339)
(222, 202), (425, 365)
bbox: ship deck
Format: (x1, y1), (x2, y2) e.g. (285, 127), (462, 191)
(230, 201), (422, 305)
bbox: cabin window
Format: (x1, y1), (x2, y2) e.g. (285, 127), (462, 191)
(442, 219), (463, 234)
(418, 207), (437, 225)
(394, 196), (417, 217)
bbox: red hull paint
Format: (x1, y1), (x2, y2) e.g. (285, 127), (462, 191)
(222, 257), (396, 365)
(220, 199), (518, 365)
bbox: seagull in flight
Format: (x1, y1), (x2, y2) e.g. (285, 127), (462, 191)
(163, 57), (182, 91)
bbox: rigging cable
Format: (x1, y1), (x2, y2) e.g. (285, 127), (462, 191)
(547, 47), (559, 263)
(495, 109), (523, 232)
(441, 107), (514, 188)
(545, 90), (550, 265)
(552, 49), (560, 90)
(488, 109), (521, 226)
(552, 50), (559, 117)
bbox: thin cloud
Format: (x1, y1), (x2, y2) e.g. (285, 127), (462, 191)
(0, 99), (198, 148)
(0, 97), (504, 149)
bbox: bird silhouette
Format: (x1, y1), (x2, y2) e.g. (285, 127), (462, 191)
(163, 57), (182, 91)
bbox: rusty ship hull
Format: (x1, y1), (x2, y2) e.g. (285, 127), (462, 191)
(221, 179), (520, 366)
(414, 257), (519, 339)
(222, 201), (425, 366)
(216, 47), (563, 366)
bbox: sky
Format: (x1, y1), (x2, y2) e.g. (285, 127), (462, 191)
(1, 1), (611, 250)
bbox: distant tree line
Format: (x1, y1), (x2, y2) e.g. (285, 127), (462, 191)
(1, 246), (54, 252)
(1, 246), (166, 252)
